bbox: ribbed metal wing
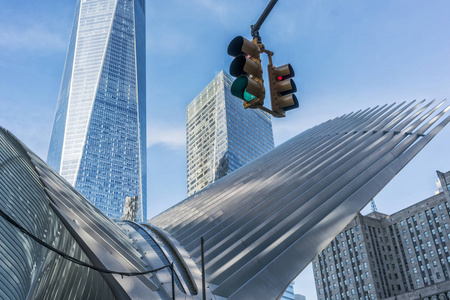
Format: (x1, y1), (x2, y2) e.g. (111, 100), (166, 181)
(1, 100), (448, 300)
(150, 100), (450, 300)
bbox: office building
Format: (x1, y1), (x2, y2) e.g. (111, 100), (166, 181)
(1, 100), (448, 299)
(186, 70), (274, 196)
(47, 0), (147, 221)
(313, 170), (450, 300)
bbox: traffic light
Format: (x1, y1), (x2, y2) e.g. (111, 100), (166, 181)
(268, 63), (298, 116)
(227, 36), (265, 108)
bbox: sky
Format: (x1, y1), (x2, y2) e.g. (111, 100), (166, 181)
(1, 0), (450, 298)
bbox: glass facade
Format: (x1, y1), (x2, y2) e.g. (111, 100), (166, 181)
(47, 0), (146, 221)
(186, 71), (274, 196)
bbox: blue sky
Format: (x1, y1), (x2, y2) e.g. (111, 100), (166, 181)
(1, 0), (450, 298)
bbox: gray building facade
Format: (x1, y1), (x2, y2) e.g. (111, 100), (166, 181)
(313, 170), (450, 300)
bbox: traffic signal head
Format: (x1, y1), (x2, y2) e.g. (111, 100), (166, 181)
(227, 36), (260, 58)
(268, 63), (299, 116)
(227, 36), (265, 108)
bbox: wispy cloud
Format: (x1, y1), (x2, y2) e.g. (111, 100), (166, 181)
(147, 121), (185, 149)
(0, 25), (67, 52)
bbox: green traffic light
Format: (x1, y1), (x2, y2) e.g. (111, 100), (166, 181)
(243, 90), (256, 102)
(231, 76), (257, 102)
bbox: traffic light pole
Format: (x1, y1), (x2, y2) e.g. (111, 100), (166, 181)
(251, 0), (279, 42)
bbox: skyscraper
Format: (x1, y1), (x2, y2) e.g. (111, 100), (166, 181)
(47, 0), (147, 221)
(186, 70), (274, 196)
(313, 170), (450, 300)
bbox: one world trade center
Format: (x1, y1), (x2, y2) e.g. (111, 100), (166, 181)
(47, 0), (147, 221)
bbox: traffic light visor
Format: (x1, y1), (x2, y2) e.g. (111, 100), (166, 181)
(276, 79), (297, 96)
(274, 64), (295, 80)
(231, 76), (263, 102)
(230, 55), (261, 78)
(279, 94), (299, 111)
(227, 36), (259, 58)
